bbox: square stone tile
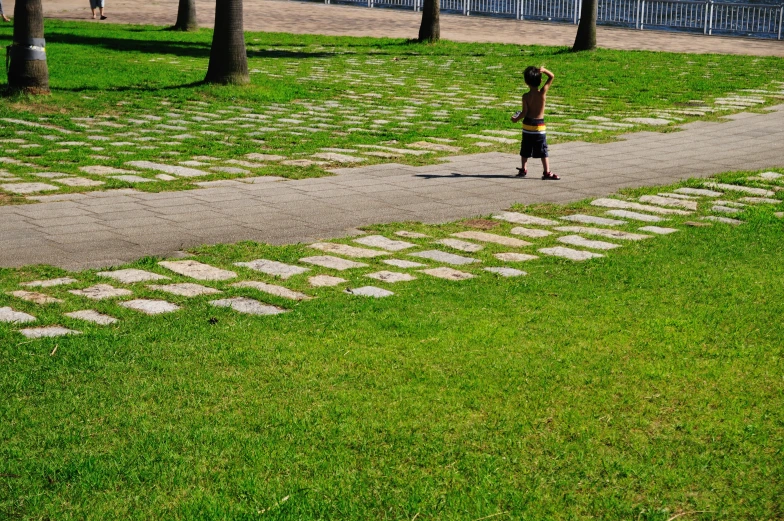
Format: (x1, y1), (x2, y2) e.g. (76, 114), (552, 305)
(20, 277), (78, 288)
(494, 252), (539, 262)
(538, 247), (605, 261)
(674, 187), (722, 197)
(0, 306), (36, 324)
(638, 226), (679, 235)
(69, 284), (133, 300)
(558, 235), (621, 251)
(382, 259), (427, 269)
(560, 214), (625, 226)
(232, 281), (311, 301)
(147, 283), (221, 297)
(209, 297), (288, 315)
(509, 227), (552, 238)
(19, 326), (81, 338)
(353, 235), (416, 251)
(395, 230), (430, 239)
(704, 182), (774, 197)
(56, 177), (106, 187)
(435, 238), (483, 253)
(97, 269), (170, 284)
(158, 260), (237, 280)
(605, 210), (666, 222)
(234, 259), (309, 279)
(1, 182), (59, 194)
(452, 231), (530, 248)
(365, 271), (416, 283)
(120, 299), (180, 315)
(300, 256), (368, 271)
(591, 198), (689, 215)
(308, 275), (347, 287)
(64, 310), (118, 325)
(639, 195), (698, 211)
(419, 267), (475, 281)
(309, 242), (389, 258)
(492, 212), (558, 226)
(345, 286), (394, 297)
(409, 250), (480, 266)
(8, 290), (63, 304)
(553, 226), (651, 241)
(485, 267), (526, 277)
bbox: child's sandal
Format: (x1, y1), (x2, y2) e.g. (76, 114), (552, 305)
(515, 168), (527, 177)
(542, 172), (560, 180)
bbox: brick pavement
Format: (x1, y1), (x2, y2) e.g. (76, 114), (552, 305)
(5, 0), (784, 57)
(2, 106), (782, 270)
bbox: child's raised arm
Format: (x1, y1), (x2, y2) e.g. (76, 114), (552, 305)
(540, 67), (554, 94)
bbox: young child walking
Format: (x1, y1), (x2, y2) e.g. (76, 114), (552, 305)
(511, 66), (559, 180)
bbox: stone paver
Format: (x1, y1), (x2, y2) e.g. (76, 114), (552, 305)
(539, 247), (605, 261)
(159, 260), (237, 281)
(64, 310), (119, 325)
(509, 227), (552, 238)
(365, 271), (417, 283)
(704, 182), (775, 197)
(419, 267), (475, 280)
(493, 212), (558, 226)
(120, 299), (180, 314)
(9, 291), (63, 304)
(560, 214), (625, 226)
(309, 242), (389, 258)
(605, 210), (667, 222)
(553, 226), (651, 241)
(485, 267), (526, 277)
(435, 238), (483, 253)
(675, 188), (723, 197)
(234, 259), (309, 279)
(69, 284), (133, 300)
(494, 252), (539, 262)
(354, 235), (416, 251)
(638, 226), (679, 235)
(20, 277), (78, 288)
(308, 275), (347, 287)
(232, 281), (311, 301)
(557, 235), (621, 250)
(300, 256), (368, 271)
(346, 286), (394, 298)
(147, 283), (222, 297)
(209, 297), (288, 315)
(383, 259), (427, 268)
(703, 215), (743, 225)
(591, 198), (691, 215)
(452, 231), (530, 248)
(19, 326), (81, 338)
(0, 306), (36, 324)
(97, 269), (170, 283)
(410, 250), (480, 266)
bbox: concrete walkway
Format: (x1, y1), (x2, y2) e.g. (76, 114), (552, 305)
(5, 0), (784, 57)
(2, 107), (783, 270)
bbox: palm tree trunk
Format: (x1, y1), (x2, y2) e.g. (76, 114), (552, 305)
(7, 0), (49, 94)
(418, 0), (440, 43)
(173, 0), (198, 31)
(204, 0), (249, 85)
(572, 0), (597, 51)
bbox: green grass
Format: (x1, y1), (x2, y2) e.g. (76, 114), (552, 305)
(1, 170), (783, 519)
(0, 21), (783, 203)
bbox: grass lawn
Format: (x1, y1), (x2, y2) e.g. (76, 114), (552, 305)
(0, 21), (783, 203)
(1, 170), (783, 519)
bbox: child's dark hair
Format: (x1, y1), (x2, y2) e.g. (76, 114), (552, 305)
(524, 66), (541, 87)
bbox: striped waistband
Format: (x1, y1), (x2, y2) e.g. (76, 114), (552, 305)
(522, 117), (545, 134)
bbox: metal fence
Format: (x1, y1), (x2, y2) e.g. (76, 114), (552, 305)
(321, 0), (784, 39)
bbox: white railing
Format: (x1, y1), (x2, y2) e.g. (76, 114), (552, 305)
(320, 0), (784, 39)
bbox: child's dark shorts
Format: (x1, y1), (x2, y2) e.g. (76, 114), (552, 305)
(520, 118), (549, 159)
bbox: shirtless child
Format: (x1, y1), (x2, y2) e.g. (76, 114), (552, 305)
(511, 66), (559, 180)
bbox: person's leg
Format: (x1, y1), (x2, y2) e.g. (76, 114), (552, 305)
(541, 157), (549, 174)
(99, 0), (106, 19)
(1, 0), (9, 22)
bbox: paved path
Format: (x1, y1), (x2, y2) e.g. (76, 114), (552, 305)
(5, 0), (784, 57)
(2, 106), (783, 270)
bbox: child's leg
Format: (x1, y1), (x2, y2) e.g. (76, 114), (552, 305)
(541, 157), (549, 174)
(516, 156), (528, 176)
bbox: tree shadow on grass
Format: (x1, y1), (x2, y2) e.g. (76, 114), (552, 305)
(45, 32), (340, 60)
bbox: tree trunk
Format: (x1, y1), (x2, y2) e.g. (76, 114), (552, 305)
(173, 0), (198, 31)
(417, 0), (440, 43)
(204, 0), (249, 85)
(7, 0), (50, 94)
(572, 0), (597, 51)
